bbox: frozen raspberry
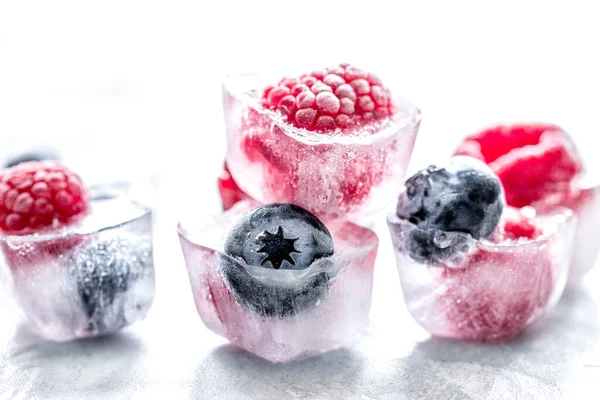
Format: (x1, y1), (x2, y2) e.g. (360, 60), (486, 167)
(491, 210), (541, 241)
(454, 124), (583, 208)
(440, 211), (553, 341)
(218, 163), (251, 211)
(261, 64), (395, 132)
(2, 234), (85, 272)
(240, 108), (296, 174)
(0, 161), (89, 234)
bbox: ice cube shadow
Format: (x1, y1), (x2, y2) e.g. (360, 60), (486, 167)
(392, 287), (599, 398)
(2, 330), (147, 398)
(413, 286), (598, 365)
(190, 344), (365, 398)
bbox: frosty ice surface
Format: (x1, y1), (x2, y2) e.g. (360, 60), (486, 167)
(178, 201), (378, 363)
(560, 184), (600, 284)
(0, 183), (155, 341)
(222, 73), (421, 221)
(387, 208), (576, 341)
(531, 179), (600, 284)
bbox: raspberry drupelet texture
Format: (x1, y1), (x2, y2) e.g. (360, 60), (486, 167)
(454, 124), (583, 208)
(262, 64), (394, 132)
(229, 63), (416, 218)
(0, 162), (89, 234)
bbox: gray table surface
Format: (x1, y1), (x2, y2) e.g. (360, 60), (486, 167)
(1, 198), (600, 400)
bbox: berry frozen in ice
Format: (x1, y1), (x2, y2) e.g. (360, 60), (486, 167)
(493, 210), (541, 241)
(234, 64), (409, 217)
(262, 64), (394, 132)
(225, 203), (334, 271)
(69, 234), (154, 335)
(0, 178), (155, 341)
(397, 157), (504, 238)
(178, 205), (379, 362)
(0, 161), (89, 234)
(454, 124), (583, 208)
(388, 204), (573, 342)
(395, 157), (504, 264)
(217, 162), (251, 211)
(256, 226), (300, 270)
(440, 210), (552, 341)
(223, 203), (334, 317)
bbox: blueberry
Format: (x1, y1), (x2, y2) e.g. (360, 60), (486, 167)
(68, 235), (154, 334)
(398, 227), (473, 266)
(223, 203), (334, 317)
(3, 150), (60, 168)
(396, 157), (504, 264)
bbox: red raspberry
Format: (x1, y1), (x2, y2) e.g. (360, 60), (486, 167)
(261, 64), (394, 132)
(217, 163), (251, 211)
(454, 124), (583, 208)
(0, 161), (89, 235)
(492, 211), (542, 241)
(440, 211), (553, 341)
(1, 234), (84, 273)
(239, 108), (296, 174)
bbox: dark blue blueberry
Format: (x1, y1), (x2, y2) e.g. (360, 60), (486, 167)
(69, 236), (154, 334)
(223, 203), (334, 317)
(3, 150), (60, 168)
(396, 157), (504, 264)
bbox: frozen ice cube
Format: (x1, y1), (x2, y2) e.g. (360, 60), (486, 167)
(178, 200), (378, 363)
(387, 208), (575, 341)
(0, 183), (155, 341)
(550, 184), (600, 284)
(222, 73), (421, 221)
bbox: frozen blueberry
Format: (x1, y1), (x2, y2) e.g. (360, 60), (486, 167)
(396, 226), (473, 266)
(3, 150), (60, 168)
(222, 203), (334, 317)
(396, 157), (504, 264)
(68, 235), (154, 335)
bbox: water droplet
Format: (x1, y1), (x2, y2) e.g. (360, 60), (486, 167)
(433, 231), (452, 248)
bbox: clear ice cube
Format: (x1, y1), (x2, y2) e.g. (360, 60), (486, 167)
(387, 208), (576, 341)
(178, 201), (378, 363)
(222, 73), (421, 221)
(554, 184), (600, 284)
(0, 183), (155, 341)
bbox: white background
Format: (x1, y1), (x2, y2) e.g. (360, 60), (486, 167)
(1, 1), (599, 182)
(1, 1), (600, 399)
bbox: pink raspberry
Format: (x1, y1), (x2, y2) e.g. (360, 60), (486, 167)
(0, 161), (89, 235)
(440, 212), (553, 341)
(217, 163), (252, 211)
(262, 64), (394, 132)
(454, 124), (583, 208)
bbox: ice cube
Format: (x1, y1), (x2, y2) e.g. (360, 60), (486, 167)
(222, 73), (421, 221)
(0, 183), (155, 341)
(387, 208), (576, 341)
(554, 184), (600, 284)
(178, 200), (378, 363)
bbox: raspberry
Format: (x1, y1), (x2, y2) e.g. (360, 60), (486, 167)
(218, 163), (251, 211)
(1, 235), (84, 273)
(454, 124), (583, 208)
(440, 211), (553, 341)
(492, 210), (541, 241)
(261, 64), (394, 132)
(0, 161), (89, 234)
